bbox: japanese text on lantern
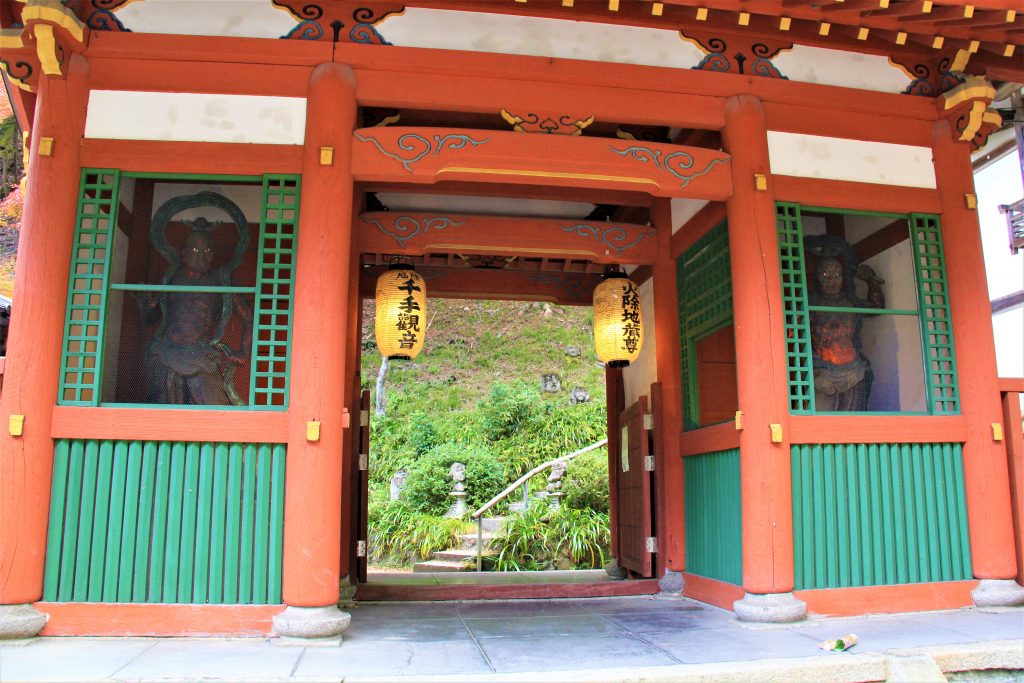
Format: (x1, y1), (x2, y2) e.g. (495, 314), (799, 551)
(396, 272), (422, 349)
(621, 282), (641, 353)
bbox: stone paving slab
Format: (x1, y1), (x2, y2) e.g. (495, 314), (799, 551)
(0, 597), (1020, 682)
(476, 632), (681, 673)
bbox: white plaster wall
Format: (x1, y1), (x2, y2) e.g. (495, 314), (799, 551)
(622, 277), (657, 409)
(85, 91), (306, 145)
(773, 45), (911, 93)
(976, 151), (1024, 378)
(671, 198), (710, 235)
(378, 9), (705, 69)
(767, 132), (936, 189)
(114, 0), (297, 38)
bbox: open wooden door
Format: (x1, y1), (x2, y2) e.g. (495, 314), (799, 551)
(356, 389), (370, 583)
(616, 396), (654, 578)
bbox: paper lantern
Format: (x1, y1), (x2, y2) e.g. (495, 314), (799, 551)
(593, 272), (643, 368)
(375, 264), (427, 360)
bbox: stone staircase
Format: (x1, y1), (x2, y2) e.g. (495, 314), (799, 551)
(413, 516), (504, 572)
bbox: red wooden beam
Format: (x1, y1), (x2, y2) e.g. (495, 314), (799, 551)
(359, 211), (657, 264)
(360, 265), (601, 306)
(351, 127), (732, 200)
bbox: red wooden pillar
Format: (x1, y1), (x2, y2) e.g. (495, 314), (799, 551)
(651, 199), (685, 573)
(933, 121), (1021, 603)
(279, 63), (356, 621)
(721, 95), (802, 620)
(0, 56), (90, 628)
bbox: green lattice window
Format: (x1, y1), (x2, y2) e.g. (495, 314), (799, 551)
(909, 215), (959, 414)
(58, 172), (301, 409)
(677, 221), (737, 430)
(776, 204), (959, 415)
(59, 170), (121, 404)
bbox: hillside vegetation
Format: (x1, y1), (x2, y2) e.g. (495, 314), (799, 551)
(361, 297), (611, 570)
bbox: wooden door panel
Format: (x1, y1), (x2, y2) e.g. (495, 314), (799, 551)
(357, 389), (370, 583)
(616, 396), (653, 577)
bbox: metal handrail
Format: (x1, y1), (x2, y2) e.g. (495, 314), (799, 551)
(470, 438), (608, 571)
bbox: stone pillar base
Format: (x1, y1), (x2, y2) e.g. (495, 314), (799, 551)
(0, 604), (48, 640)
(272, 605), (351, 646)
(971, 579), (1024, 608)
(604, 558), (627, 580)
(733, 592), (807, 623)
(657, 569), (684, 596)
(338, 576), (357, 609)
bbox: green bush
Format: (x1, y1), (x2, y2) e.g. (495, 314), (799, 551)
(408, 412), (441, 456)
(367, 498), (473, 566)
(491, 504), (610, 571)
(561, 448), (609, 513)
(403, 443), (508, 516)
(480, 381), (538, 441)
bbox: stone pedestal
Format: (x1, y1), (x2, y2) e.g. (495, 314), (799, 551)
(733, 592), (806, 623)
(604, 558), (627, 580)
(447, 491), (468, 518)
(0, 604), (48, 640)
(657, 569), (684, 596)
(971, 579), (1024, 608)
(272, 605), (351, 646)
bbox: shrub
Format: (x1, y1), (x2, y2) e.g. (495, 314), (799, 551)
(561, 447), (609, 513)
(368, 498), (474, 567)
(480, 381), (538, 441)
(491, 504), (610, 571)
(403, 442), (508, 516)
(409, 412), (441, 456)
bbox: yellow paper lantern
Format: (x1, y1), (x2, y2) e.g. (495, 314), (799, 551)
(593, 272), (643, 368)
(375, 265), (427, 360)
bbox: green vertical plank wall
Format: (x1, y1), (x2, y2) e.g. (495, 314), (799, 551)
(43, 439), (287, 604)
(676, 221), (733, 430)
(684, 449), (742, 584)
(791, 443), (972, 590)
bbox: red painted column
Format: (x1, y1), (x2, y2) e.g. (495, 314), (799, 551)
(932, 121), (1018, 583)
(282, 63), (357, 607)
(0, 55), (90, 607)
(721, 95), (796, 597)
(651, 199), (686, 572)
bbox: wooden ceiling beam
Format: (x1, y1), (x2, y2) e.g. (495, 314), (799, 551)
(358, 211), (658, 265)
(820, 0), (891, 15)
(360, 264), (602, 306)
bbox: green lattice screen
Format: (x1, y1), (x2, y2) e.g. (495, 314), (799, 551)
(775, 203), (814, 413)
(676, 221), (733, 430)
(909, 215), (960, 414)
(58, 170), (121, 405)
(250, 175), (301, 408)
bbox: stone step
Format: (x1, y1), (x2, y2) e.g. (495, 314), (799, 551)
(433, 548), (493, 563)
(480, 517), (505, 533)
(458, 532), (500, 550)
(412, 559), (472, 573)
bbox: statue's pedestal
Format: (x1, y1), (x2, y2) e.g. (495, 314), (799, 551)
(447, 491), (467, 518)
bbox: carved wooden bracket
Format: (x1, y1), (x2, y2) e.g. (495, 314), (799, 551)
(680, 29), (790, 79)
(0, 0), (88, 91)
(939, 76), (1002, 150)
(73, 0), (133, 32)
(272, 1), (403, 43)
(500, 109), (596, 136)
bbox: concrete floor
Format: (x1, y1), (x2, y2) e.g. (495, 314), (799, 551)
(1, 597), (1021, 682)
